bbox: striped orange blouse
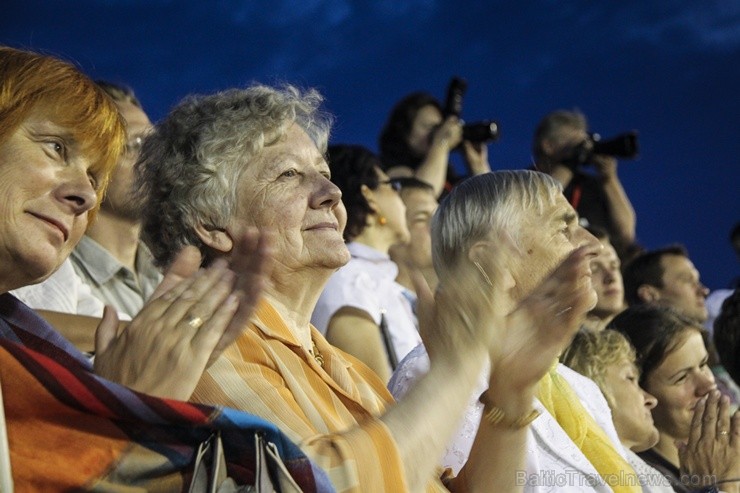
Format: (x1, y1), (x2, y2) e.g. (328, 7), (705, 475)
(191, 299), (448, 493)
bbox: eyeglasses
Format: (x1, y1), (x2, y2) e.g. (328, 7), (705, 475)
(380, 179), (402, 193)
(125, 136), (144, 156)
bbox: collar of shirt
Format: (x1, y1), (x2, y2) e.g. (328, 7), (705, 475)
(346, 242), (398, 280)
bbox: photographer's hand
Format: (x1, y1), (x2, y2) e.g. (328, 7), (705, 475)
(592, 154), (618, 181)
(432, 115), (463, 151)
(591, 154), (636, 247)
(462, 140), (491, 175)
(415, 116), (463, 197)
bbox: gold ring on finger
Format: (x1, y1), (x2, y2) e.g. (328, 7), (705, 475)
(719, 430), (729, 436)
(186, 314), (205, 330)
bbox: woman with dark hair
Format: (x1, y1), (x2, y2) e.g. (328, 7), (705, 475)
(378, 92), (489, 197)
(311, 144), (419, 382)
(609, 305), (740, 492)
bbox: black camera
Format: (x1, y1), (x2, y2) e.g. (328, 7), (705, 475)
(443, 77), (500, 144)
(565, 131), (640, 168)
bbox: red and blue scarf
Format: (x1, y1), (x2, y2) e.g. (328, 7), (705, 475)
(0, 292), (334, 492)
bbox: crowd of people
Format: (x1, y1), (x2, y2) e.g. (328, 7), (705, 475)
(0, 45), (738, 493)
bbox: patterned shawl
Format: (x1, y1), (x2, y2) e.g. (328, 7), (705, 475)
(0, 292), (335, 492)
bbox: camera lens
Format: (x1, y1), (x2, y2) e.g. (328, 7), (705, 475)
(462, 121), (500, 143)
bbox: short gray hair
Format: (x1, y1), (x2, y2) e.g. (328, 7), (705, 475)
(135, 84), (333, 267)
(431, 170), (561, 281)
(531, 109), (587, 164)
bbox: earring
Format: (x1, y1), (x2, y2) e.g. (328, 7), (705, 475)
(473, 261), (493, 287)
(378, 215), (387, 226)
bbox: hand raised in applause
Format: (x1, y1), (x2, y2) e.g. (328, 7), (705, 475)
(93, 228), (273, 400)
(492, 245), (599, 392)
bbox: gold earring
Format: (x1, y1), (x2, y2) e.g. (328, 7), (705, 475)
(473, 261), (493, 287)
(378, 215), (387, 226)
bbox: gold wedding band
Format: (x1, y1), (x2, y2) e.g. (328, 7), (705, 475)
(719, 430), (729, 436)
(186, 315), (204, 330)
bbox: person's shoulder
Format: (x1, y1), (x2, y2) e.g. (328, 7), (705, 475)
(387, 343), (429, 400)
(556, 363), (608, 405)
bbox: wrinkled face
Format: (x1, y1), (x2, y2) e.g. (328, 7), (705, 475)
(372, 168), (410, 245)
(589, 240), (625, 317)
(400, 187), (437, 268)
(603, 359), (659, 452)
(227, 124), (350, 273)
(654, 254), (709, 323)
(644, 331), (716, 440)
(101, 100), (152, 220)
(407, 105), (442, 157)
(0, 114), (98, 290)
(511, 194), (600, 304)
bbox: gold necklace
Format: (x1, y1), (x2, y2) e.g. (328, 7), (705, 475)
(309, 340), (324, 367)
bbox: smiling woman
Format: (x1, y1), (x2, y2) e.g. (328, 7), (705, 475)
(0, 48), (125, 292)
(134, 83), (600, 492)
(0, 47), (326, 491)
(609, 305), (740, 492)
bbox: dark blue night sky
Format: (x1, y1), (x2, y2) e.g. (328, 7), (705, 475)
(3, 0), (738, 289)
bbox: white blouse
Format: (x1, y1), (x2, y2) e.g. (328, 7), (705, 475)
(390, 344), (629, 493)
(311, 242), (421, 365)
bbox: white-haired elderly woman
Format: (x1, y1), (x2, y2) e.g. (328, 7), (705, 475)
(135, 84), (595, 492)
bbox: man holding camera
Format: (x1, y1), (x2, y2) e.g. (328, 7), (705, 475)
(532, 110), (637, 257)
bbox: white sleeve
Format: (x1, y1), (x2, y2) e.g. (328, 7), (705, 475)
(10, 259), (89, 314)
(9, 258), (131, 321)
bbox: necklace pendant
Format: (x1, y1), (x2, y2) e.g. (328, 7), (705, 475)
(311, 340), (324, 367)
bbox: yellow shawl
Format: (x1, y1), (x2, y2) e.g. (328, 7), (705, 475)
(537, 363), (641, 492)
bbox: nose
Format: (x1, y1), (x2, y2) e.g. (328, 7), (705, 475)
(642, 389), (658, 410)
(698, 283), (709, 298)
(695, 369), (717, 397)
(56, 167), (98, 215)
(575, 226), (602, 258)
(310, 173), (342, 210)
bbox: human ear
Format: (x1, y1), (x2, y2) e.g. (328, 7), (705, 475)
(637, 284), (661, 303)
(194, 223), (234, 254)
(467, 240), (515, 291)
(360, 184), (379, 213)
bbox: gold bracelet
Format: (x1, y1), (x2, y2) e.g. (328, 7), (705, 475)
(479, 392), (541, 429)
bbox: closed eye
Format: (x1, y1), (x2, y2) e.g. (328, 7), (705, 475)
(673, 373), (687, 384)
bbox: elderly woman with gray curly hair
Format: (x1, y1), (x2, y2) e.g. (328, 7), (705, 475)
(135, 83), (594, 492)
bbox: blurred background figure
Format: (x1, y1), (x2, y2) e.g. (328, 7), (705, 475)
(389, 177), (440, 298)
(312, 144), (420, 382)
(378, 91), (490, 198)
(531, 109), (637, 258)
(70, 81), (161, 319)
(714, 289), (740, 391)
(582, 225), (626, 332)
